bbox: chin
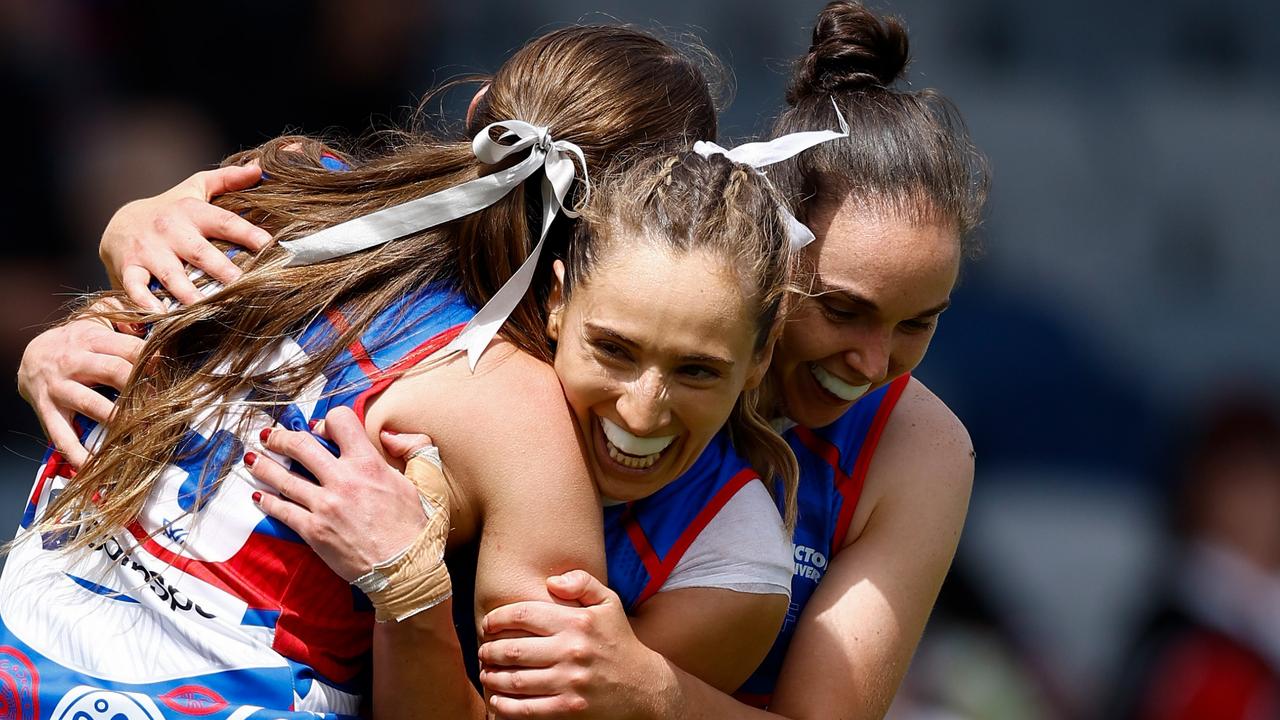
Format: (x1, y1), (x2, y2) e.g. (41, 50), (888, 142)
(588, 415), (688, 502)
(786, 401), (848, 430)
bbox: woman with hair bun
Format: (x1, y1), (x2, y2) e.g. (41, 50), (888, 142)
(13, 2), (987, 717)
(3, 24), (808, 720)
(474, 2), (989, 717)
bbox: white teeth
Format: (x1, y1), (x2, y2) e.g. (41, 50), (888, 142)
(809, 363), (870, 402)
(599, 418), (672, 470)
(600, 417), (675, 456)
(606, 442), (660, 469)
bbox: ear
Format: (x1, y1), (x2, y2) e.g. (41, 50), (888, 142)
(744, 326), (780, 391)
(546, 259), (568, 341)
(466, 83), (491, 128)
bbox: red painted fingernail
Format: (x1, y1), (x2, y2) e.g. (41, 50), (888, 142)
(259, 427), (272, 443)
(308, 418), (319, 430)
(252, 491), (262, 504)
(243, 452), (257, 467)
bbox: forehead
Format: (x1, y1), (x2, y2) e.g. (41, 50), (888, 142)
(570, 242), (758, 360)
(807, 197), (961, 311)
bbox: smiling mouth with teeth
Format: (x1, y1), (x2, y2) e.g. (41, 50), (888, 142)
(599, 417), (675, 471)
(808, 362), (871, 402)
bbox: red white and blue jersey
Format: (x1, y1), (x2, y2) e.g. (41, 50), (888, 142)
(604, 430), (763, 610)
(0, 285), (473, 720)
(735, 374), (911, 707)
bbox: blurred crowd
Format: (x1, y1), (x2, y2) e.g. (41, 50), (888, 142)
(2, 1), (1278, 717)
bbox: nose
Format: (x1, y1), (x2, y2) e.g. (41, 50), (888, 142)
(842, 327), (892, 385)
(616, 369), (671, 436)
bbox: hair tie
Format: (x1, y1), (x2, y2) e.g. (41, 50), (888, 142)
(693, 99), (848, 251)
(278, 120), (591, 370)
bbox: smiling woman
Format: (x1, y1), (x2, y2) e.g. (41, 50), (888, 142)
(550, 151), (796, 512)
(773, 207), (960, 428)
(552, 243), (753, 490)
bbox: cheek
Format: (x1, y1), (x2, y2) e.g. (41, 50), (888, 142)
(675, 388), (738, 439)
(779, 309), (831, 365)
(892, 331), (935, 374)
(555, 348), (599, 410)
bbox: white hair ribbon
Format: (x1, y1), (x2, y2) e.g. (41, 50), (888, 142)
(278, 120), (589, 370)
(692, 101), (849, 251)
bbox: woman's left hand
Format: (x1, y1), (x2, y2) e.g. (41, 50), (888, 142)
(246, 405), (446, 583)
(479, 570), (674, 719)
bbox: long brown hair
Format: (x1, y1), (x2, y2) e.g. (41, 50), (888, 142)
(563, 152), (801, 529)
(35, 25), (721, 552)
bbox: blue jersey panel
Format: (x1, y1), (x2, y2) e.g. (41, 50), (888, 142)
(604, 430), (761, 611)
(2, 285), (474, 719)
(736, 375), (910, 706)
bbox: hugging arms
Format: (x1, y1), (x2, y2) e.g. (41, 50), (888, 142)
(11, 3), (986, 718)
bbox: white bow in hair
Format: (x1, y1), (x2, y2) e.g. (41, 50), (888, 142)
(693, 100), (849, 251)
(278, 120), (590, 370)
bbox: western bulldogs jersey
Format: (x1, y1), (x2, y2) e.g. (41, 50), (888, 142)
(604, 430), (765, 610)
(735, 374), (911, 707)
(0, 285), (473, 720)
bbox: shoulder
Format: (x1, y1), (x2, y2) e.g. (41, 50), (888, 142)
(881, 378), (975, 473)
(379, 340), (572, 439)
(368, 340), (590, 520)
(845, 377), (974, 547)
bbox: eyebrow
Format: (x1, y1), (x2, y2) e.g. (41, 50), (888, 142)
(584, 322), (736, 367)
(813, 277), (951, 319)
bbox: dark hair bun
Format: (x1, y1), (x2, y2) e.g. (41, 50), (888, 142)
(787, 1), (910, 104)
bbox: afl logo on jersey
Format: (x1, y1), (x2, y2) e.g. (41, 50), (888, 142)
(50, 686), (164, 720)
(0, 646), (40, 720)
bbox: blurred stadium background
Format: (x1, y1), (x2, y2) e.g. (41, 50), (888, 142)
(2, 1), (1278, 717)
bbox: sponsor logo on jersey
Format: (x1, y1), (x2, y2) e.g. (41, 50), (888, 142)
(0, 646), (40, 720)
(90, 538), (217, 619)
(792, 543), (828, 582)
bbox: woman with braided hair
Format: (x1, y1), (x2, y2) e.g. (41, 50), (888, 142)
(14, 1), (987, 717)
(3, 24), (813, 720)
(472, 3), (989, 717)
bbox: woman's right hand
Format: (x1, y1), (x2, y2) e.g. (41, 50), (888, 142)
(17, 316), (144, 467)
(478, 571), (675, 719)
(100, 164), (273, 311)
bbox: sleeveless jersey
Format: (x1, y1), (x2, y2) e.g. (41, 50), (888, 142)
(604, 430), (764, 610)
(0, 286), (473, 720)
(735, 374), (911, 707)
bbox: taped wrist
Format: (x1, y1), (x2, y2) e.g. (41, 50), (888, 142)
(363, 457), (453, 622)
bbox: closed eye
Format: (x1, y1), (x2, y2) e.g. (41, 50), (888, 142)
(899, 317), (938, 333)
(678, 364), (722, 382)
(593, 339), (632, 362)
(819, 299), (860, 322)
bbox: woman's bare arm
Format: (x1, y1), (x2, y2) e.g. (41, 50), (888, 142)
(477, 379), (972, 719)
(656, 380), (973, 719)
(631, 588), (788, 693)
(767, 380), (972, 718)
(367, 344), (605, 719)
